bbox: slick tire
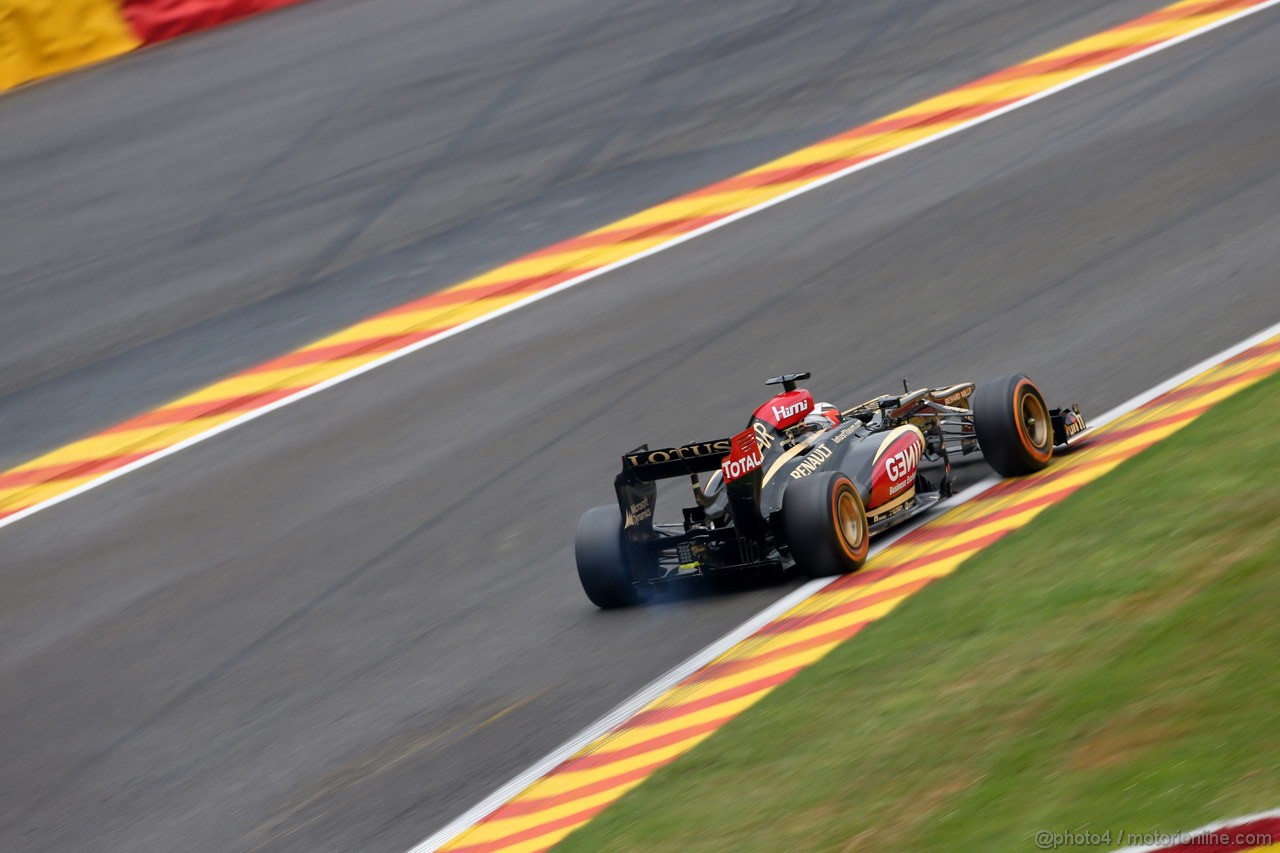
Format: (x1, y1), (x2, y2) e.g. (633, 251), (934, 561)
(782, 472), (870, 578)
(972, 374), (1054, 477)
(575, 505), (641, 609)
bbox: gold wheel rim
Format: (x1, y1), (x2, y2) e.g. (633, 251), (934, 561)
(1020, 391), (1050, 449)
(836, 490), (865, 550)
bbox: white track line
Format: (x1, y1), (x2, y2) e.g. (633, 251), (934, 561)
(417, 315), (1280, 852)
(3, 0), (1278, 533)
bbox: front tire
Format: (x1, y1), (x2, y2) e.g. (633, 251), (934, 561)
(575, 506), (640, 609)
(972, 374), (1053, 477)
(782, 473), (870, 578)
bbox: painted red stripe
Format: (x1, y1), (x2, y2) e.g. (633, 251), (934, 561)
(1067, 405), (1210, 449)
(557, 715), (733, 773)
(866, 527), (1007, 576)
(1149, 362), (1280, 406)
(525, 215), (727, 259)
(834, 98), (1022, 142)
(600, 102), (1030, 206)
(690, 9), (1252, 199)
(103, 387), (305, 434)
(241, 330), (443, 375)
(761, 574), (944, 637)
(1019, 435), (1171, 492)
(916, 411), (1229, 532)
(445, 801), (611, 853)
(1117, 0), (1263, 30)
(125, 0), (310, 44)
(1, 386), (323, 489)
(692, 621), (871, 682)
(907, 482), (1093, 544)
(616, 667), (801, 732)
(384, 268), (595, 317)
(971, 405), (1212, 502)
(961, 42), (1161, 90)
(684, 155), (875, 198)
(494, 759), (671, 819)
(766, 573), (935, 630)
(1225, 340), (1280, 364)
(811, 562), (902, 594)
(1154, 815), (1280, 851)
(922, 426), (1212, 532)
(815, 561), (935, 597)
(0, 451), (154, 490)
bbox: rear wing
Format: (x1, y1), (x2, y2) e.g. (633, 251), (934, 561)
(614, 438), (732, 542)
(617, 438), (733, 483)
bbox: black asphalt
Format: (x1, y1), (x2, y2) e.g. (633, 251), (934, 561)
(3, 1), (1279, 851)
(0, 0), (1166, 468)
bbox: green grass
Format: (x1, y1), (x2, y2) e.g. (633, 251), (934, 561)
(561, 373), (1280, 852)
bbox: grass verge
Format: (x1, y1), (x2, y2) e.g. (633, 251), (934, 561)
(560, 372), (1280, 852)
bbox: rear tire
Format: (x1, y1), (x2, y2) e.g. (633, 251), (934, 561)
(782, 473), (870, 578)
(575, 506), (640, 609)
(972, 374), (1053, 477)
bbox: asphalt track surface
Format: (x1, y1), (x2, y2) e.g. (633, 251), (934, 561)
(2, 2), (1279, 851)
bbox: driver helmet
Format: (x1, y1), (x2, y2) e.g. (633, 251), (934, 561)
(800, 402), (840, 433)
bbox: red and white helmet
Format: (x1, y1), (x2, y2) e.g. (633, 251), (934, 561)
(800, 402), (840, 432)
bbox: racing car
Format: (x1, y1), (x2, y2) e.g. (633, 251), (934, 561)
(575, 372), (1090, 608)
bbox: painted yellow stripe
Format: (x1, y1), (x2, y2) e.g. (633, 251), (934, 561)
(458, 238), (668, 287)
(599, 185), (812, 230)
(628, 642), (839, 713)
(768, 565), (951, 622)
(755, 122), (959, 168)
(0, 292), (544, 493)
(713, 595), (908, 657)
(578, 698), (759, 755)
(457, 773), (699, 846)
(0, 0), (140, 91)
(490, 823), (600, 853)
(0, 474), (105, 507)
(4, 414), (245, 477)
(919, 70), (1112, 112)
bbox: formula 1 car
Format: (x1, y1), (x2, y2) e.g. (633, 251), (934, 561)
(575, 372), (1090, 608)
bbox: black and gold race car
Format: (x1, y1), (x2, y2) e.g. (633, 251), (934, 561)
(575, 372), (1089, 608)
